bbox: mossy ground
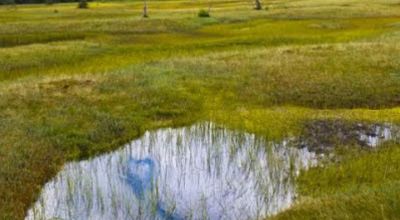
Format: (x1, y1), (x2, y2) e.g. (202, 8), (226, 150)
(1, 0), (400, 219)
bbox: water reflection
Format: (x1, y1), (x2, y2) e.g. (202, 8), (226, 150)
(26, 123), (317, 220)
(358, 124), (398, 147)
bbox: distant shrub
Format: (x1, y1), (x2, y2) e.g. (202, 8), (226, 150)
(0, 0), (15, 5)
(77, 0), (88, 9)
(254, 0), (262, 10)
(198, 9), (210, 18)
(1, 0), (93, 4)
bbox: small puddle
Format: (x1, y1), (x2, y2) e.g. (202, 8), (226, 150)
(358, 124), (397, 147)
(26, 123), (318, 220)
(301, 121), (400, 153)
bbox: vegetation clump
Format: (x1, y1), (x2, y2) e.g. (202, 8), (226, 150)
(77, 0), (88, 9)
(198, 9), (210, 17)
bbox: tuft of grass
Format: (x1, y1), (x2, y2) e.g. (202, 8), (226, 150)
(198, 9), (210, 17)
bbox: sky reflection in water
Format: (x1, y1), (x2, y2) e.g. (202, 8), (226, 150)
(26, 123), (318, 220)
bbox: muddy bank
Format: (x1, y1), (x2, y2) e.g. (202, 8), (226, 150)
(298, 120), (400, 153)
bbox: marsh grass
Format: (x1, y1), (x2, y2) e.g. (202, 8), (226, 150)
(272, 143), (400, 219)
(0, 0), (400, 219)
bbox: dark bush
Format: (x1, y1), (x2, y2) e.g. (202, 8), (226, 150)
(198, 9), (210, 17)
(77, 0), (88, 9)
(0, 0), (15, 4)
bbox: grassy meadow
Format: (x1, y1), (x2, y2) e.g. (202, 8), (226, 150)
(1, 0), (400, 219)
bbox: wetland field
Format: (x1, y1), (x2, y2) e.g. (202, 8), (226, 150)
(1, 0), (400, 219)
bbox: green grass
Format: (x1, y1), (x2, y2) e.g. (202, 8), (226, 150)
(0, 0), (400, 219)
(272, 143), (400, 220)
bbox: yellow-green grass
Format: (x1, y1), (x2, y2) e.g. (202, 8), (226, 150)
(1, 0), (400, 219)
(1, 16), (399, 81)
(272, 143), (400, 220)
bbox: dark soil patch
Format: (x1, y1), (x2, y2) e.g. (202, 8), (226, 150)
(298, 120), (399, 153)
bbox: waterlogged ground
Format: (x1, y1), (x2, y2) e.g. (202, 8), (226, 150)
(1, 1), (400, 218)
(301, 121), (400, 153)
(26, 123), (318, 220)
(25, 122), (400, 220)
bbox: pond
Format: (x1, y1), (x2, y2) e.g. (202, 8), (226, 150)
(26, 122), (319, 220)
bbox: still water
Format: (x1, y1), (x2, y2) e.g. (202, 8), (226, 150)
(26, 122), (318, 220)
